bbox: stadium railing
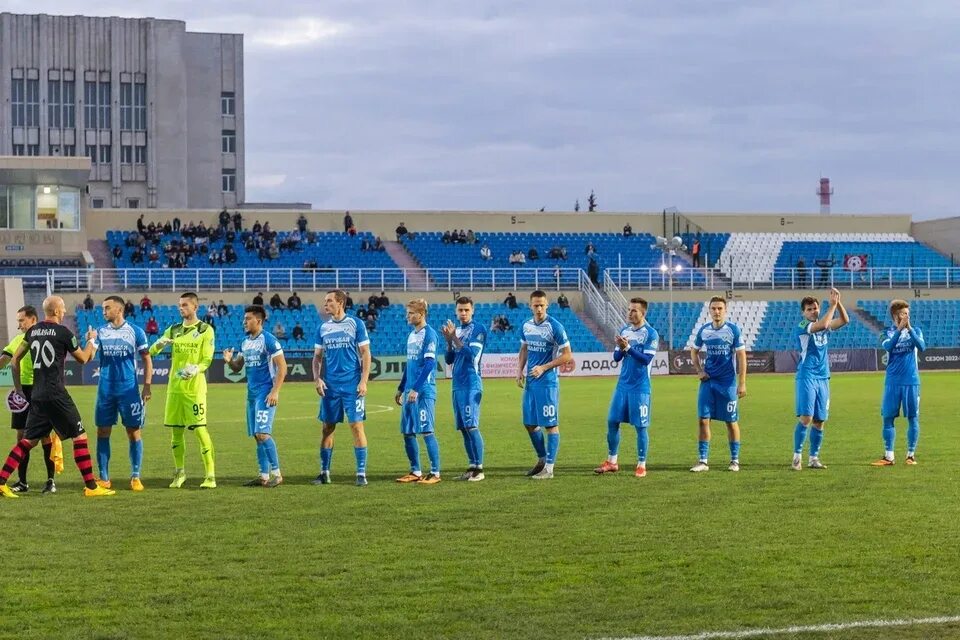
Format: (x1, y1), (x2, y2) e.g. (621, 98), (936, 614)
(607, 266), (960, 290)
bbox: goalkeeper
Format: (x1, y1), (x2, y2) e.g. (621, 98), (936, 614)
(149, 291), (217, 489)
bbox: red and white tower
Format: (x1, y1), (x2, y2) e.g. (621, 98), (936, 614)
(817, 177), (833, 214)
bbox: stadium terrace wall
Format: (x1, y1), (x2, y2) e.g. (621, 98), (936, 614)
(82, 209), (914, 243)
(628, 289), (960, 303)
(912, 216), (960, 264)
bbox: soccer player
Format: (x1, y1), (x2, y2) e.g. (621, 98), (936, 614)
(594, 297), (659, 478)
(0, 296), (114, 498)
(93, 296), (153, 491)
(792, 289), (848, 471)
(224, 305), (287, 487)
(395, 298), (441, 484)
(872, 299), (925, 466)
(441, 296), (487, 481)
(149, 291), (217, 489)
(517, 290), (572, 480)
(689, 296), (747, 472)
(0, 305), (57, 494)
(312, 289), (371, 486)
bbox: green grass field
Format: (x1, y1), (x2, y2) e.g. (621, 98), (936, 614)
(1, 372), (959, 640)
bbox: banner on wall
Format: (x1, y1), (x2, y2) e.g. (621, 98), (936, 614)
(876, 347), (960, 371)
(477, 351), (670, 379)
(775, 349), (879, 373)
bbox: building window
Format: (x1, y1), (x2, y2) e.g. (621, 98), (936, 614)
(222, 168), (236, 193)
(221, 91), (235, 116)
(99, 145), (112, 164)
(91, 198), (105, 209)
(84, 81), (97, 128)
(121, 145), (133, 164)
(62, 145), (76, 157)
(222, 129), (236, 153)
(120, 82), (133, 130)
(134, 82), (146, 131)
(12, 144), (25, 156)
(11, 76), (25, 126)
(86, 145), (97, 163)
(25, 79), (40, 126)
(126, 198), (140, 209)
(63, 79), (75, 128)
(98, 82), (111, 129)
(48, 79), (62, 127)
(135, 144), (147, 164)
(26, 145), (40, 156)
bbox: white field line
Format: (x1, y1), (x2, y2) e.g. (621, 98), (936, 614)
(598, 615), (960, 640)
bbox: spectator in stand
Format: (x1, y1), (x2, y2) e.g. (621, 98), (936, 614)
(466, 230), (476, 244)
(587, 256), (600, 286)
(232, 210), (242, 232)
(164, 253), (177, 269)
(457, 229), (467, 244)
(287, 292), (302, 310)
(172, 216), (181, 232)
(356, 305), (368, 321)
(691, 237), (701, 268)
(268, 242), (280, 261)
(297, 213), (308, 233)
(558, 293), (570, 309)
(208, 251), (218, 267)
(292, 323), (305, 341)
(148, 247), (160, 263)
(163, 220), (172, 234)
(365, 315), (377, 333)
(274, 321), (287, 341)
(124, 300), (136, 318)
(345, 292), (354, 309)
(442, 230), (452, 244)
(528, 246), (539, 261)
(244, 236), (256, 251)
(252, 220), (262, 235)
(343, 211), (353, 233)
(269, 293), (285, 310)
(797, 257), (807, 288)
(113, 245), (123, 259)
(253, 292), (265, 306)
(140, 295), (152, 312)
(360, 237), (371, 251)
(145, 316), (159, 336)
(347, 225), (357, 237)
(83, 294), (95, 311)
(217, 299), (229, 317)
(395, 221), (409, 241)
(623, 223), (633, 237)
(368, 293), (380, 309)
(585, 242), (596, 256)
(366, 304), (379, 321)
(137, 214), (145, 234)
(491, 316), (502, 333)
(377, 291), (390, 308)
(205, 302), (218, 324)
(480, 243), (492, 261)
(504, 292), (518, 309)
(303, 258), (318, 270)
(224, 244), (237, 264)
(218, 207), (230, 231)
(373, 236), (384, 252)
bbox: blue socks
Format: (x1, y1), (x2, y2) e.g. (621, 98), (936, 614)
(129, 439), (143, 478)
(698, 440), (709, 462)
(528, 428), (546, 459)
(636, 427), (648, 464)
(403, 435), (421, 473)
(263, 437), (279, 473)
(97, 436), (111, 481)
(793, 422), (808, 454)
(256, 440), (269, 475)
(907, 417), (919, 453)
(606, 420), (621, 457)
(882, 416), (896, 453)
(423, 433), (440, 475)
(463, 428), (483, 467)
(729, 441), (740, 462)
(354, 446), (367, 475)
(546, 432), (560, 464)
(320, 447), (333, 472)
(809, 427), (824, 458)
(461, 430), (476, 466)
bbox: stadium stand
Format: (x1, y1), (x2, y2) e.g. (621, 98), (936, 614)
(753, 300), (879, 350)
(858, 299), (960, 348)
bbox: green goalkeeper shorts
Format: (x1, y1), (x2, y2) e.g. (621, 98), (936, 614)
(164, 393), (208, 429)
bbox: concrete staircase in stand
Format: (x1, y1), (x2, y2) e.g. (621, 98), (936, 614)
(383, 241), (430, 290)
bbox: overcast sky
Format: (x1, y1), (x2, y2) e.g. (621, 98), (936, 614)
(11, 1), (960, 218)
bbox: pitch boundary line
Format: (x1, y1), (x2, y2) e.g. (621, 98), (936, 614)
(598, 615), (960, 640)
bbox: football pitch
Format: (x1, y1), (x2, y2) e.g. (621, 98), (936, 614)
(2, 373), (959, 640)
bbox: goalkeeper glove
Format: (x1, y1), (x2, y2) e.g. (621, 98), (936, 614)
(177, 364), (199, 380)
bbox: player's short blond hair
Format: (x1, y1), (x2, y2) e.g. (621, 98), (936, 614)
(406, 298), (428, 316)
(889, 299), (909, 320)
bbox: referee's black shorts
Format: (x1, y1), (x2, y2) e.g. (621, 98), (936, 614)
(24, 393), (85, 441)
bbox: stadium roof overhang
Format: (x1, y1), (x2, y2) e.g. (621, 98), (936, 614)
(0, 156), (91, 188)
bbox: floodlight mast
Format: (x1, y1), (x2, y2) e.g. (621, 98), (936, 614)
(650, 235), (687, 350)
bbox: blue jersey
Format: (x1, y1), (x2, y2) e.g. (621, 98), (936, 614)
(314, 315), (370, 390)
(692, 321), (745, 383)
(795, 318), (830, 380)
(882, 326), (924, 386)
(615, 322), (659, 393)
(521, 315), (570, 388)
(448, 321), (486, 391)
(96, 322), (148, 395)
(404, 325), (439, 400)
(241, 331), (283, 395)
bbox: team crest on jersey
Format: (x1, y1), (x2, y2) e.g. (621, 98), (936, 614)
(192, 331), (200, 338)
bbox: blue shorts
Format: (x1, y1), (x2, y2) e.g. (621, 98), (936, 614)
(95, 387), (145, 429)
(882, 384), (920, 419)
(697, 379), (739, 423)
(522, 384), (559, 428)
(319, 388), (365, 424)
(453, 388), (482, 430)
(400, 395), (435, 435)
(607, 387), (651, 428)
(246, 392), (277, 437)
(795, 377), (830, 422)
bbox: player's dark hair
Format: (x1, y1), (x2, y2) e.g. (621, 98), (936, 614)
(709, 296), (726, 306)
(244, 305), (267, 321)
(530, 290), (547, 300)
(104, 295), (125, 306)
(180, 291), (199, 304)
(800, 296), (818, 310)
(455, 296), (473, 306)
(17, 305), (37, 319)
(326, 289), (347, 307)
(629, 297), (648, 311)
